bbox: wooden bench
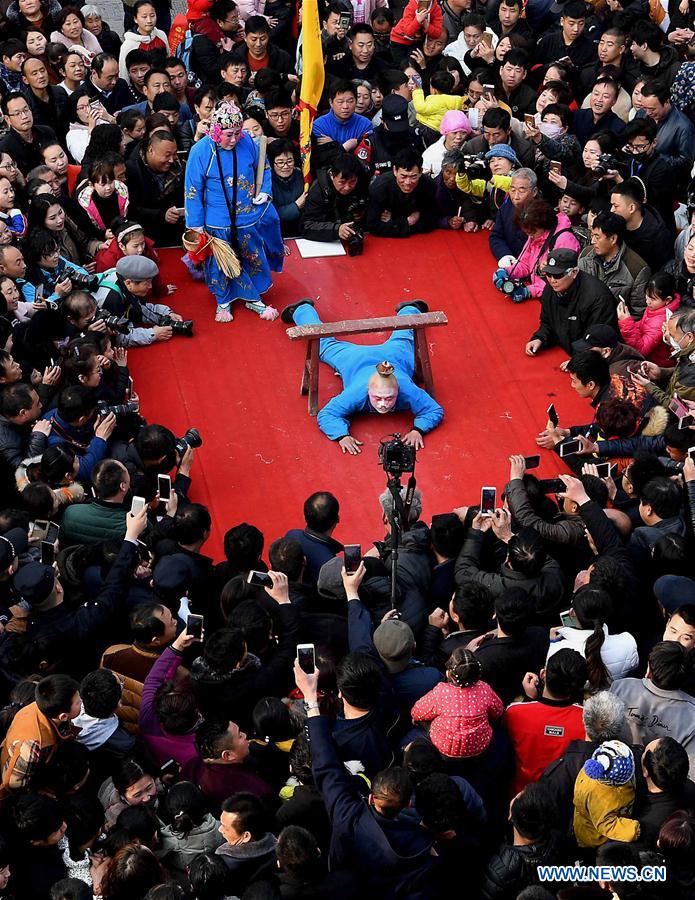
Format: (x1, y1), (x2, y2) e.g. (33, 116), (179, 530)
(286, 311), (448, 416)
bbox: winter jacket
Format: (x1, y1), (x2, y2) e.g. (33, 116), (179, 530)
(0, 413), (49, 468)
(573, 769), (639, 847)
(651, 105), (695, 185)
(139, 645), (198, 770)
(530, 270), (618, 354)
(411, 680), (503, 758)
(76, 180), (129, 231)
(475, 628), (550, 706)
(480, 831), (566, 900)
(301, 166), (370, 242)
(578, 242), (652, 317)
(623, 207), (675, 276)
(272, 169), (304, 236)
(308, 714), (436, 898)
(489, 196), (527, 263)
(391, 0), (442, 47)
(60, 499), (127, 546)
(366, 171), (439, 237)
(463, 132), (535, 169)
(546, 624), (639, 682)
(216, 833), (277, 892)
(125, 146), (184, 247)
(118, 28), (169, 78)
(612, 677), (695, 779)
(40, 410), (108, 482)
(0, 701), (76, 795)
(160, 813), (224, 876)
(411, 89), (463, 132)
(50, 28), (102, 55)
(642, 343), (695, 406)
(506, 214), (579, 298)
(454, 529), (564, 622)
(94, 235), (169, 298)
(101, 642), (162, 731)
(619, 295), (681, 366)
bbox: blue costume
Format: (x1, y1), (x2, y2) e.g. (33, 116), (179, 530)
(184, 132), (284, 309)
(292, 304), (444, 440)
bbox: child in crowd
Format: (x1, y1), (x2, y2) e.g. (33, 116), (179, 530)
(412, 71), (465, 145)
(118, 0), (169, 78)
(0, 175), (26, 238)
(618, 272), (682, 367)
(411, 648), (503, 758)
(95, 218), (177, 295)
(77, 158), (129, 238)
(573, 740), (640, 848)
(390, 0), (443, 64)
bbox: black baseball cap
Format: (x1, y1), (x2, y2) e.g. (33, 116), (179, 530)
(382, 94), (409, 133)
(572, 324), (620, 353)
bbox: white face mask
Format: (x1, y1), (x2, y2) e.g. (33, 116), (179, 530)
(539, 121), (563, 139)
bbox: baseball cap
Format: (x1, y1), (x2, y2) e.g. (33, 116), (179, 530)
(381, 94), (409, 133)
(373, 618), (415, 673)
(13, 562), (56, 609)
(654, 575), (695, 615)
(541, 248), (578, 275)
(571, 324), (620, 353)
(153, 553), (195, 594)
(0, 528), (28, 570)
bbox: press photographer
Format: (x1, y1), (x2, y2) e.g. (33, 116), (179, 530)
(301, 152), (370, 250)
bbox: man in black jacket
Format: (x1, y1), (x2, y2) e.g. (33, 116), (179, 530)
(610, 180), (675, 273)
(125, 131), (185, 246)
(0, 382), (50, 468)
(359, 95), (423, 178)
(618, 116), (676, 230)
(0, 92), (56, 175)
(536, 0), (596, 70)
(421, 581), (495, 671)
(5, 506), (149, 676)
(366, 147), (438, 238)
(301, 153), (369, 243)
(189, 0), (244, 84)
(230, 16), (294, 81)
(525, 249), (618, 357)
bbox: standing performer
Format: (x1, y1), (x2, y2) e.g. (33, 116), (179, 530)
(184, 101), (284, 323)
(281, 299), (444, 454)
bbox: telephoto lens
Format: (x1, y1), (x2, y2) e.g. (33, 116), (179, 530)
(175, 428), (203, 456)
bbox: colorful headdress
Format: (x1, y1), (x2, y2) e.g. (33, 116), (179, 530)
(209, 101), (243, 144)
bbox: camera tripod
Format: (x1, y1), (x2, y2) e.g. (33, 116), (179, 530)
(385, 470), (417, 610)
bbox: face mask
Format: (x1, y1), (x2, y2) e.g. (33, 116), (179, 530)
(539, 121), (563, 139)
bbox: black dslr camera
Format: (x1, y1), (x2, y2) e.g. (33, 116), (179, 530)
(378, 433), (416, 476)
(594, 153), (618, 177)
(175, 427), (203, 456)
(158, 315), (194, 337)
(96, 399), (139, 418)
(344, 197), (367, 257)
(458, 153), (488, 178)
(93, 310), (130, 334)
(65, 266), (100, 293)
(346, 225), (365, 257)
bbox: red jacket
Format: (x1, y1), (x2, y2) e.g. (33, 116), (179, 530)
(619, 295), (681, 368)
(94, 237), (169, 298)
(504, 697), (585, 796)
(411, 679), (503, 758)
(391, 0), (442, 46)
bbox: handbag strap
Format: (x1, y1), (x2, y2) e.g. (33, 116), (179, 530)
(215, 145), (239, 252)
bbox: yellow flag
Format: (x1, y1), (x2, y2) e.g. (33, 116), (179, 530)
(299, 0), (325, 190)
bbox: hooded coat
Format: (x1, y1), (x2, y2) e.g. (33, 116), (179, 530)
(619, 295), (682, 366)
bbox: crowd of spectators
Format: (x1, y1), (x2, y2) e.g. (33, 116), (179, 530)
(0, 0), (694, 897)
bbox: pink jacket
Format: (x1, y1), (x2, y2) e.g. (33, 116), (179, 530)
(619, 295), (681, 367)
(411, 679), (503, 759)
(391, 0), (442, 46)
(507, 213), (580, 298)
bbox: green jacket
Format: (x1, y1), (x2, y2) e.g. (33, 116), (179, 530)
(645, 345), (695, 406)
(60, 500), (127, 546)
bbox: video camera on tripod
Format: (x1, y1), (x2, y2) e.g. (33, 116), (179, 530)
(378, 434), (417, 610)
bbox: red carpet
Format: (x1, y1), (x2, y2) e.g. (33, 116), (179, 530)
(129, 232), (589, 557)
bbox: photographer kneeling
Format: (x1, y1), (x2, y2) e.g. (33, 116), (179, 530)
(93, 257), (192, 347)
(113, 422), (198, 502)
(301, 152), (370, 255)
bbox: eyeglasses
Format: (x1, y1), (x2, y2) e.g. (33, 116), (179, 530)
(7, 108), (30, 117)
(274, 158), (294, 167)
(268, 110), (291, 120)
(0, 162), (16, 170)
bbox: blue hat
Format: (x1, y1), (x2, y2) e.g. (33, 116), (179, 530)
(153, 553), (195, 593)
(584, 740), (634, 786)
(654, 575), (695, 615)
(13, 562), (56, 608)
(485, 143), (519, 165)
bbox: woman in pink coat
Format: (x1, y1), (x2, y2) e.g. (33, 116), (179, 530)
(501, 199), (580, 301)
(618, 271), (681, 368)
(411, 648), (503, 759)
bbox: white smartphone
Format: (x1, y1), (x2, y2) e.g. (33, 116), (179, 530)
(130, 496), (146, 515)
(560, 609), (573, 628)
(157, 474), (172, 502)
(480, 486), (496, 516)
(297, 643), (316, 674)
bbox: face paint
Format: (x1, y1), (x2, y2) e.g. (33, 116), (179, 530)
(368, 387), (399, 413)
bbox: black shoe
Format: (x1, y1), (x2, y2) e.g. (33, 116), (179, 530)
(281, 298), (315, 324)
(395, 300), (429, 314)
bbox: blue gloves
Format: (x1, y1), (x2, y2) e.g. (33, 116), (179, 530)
(511, 285), (530, 303)
(493, 268), (507, 290)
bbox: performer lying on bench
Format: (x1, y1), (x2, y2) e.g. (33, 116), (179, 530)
(281, 300), (444, 455)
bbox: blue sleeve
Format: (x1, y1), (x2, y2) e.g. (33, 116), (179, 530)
(312, 115), (333, 139)
(261, 151), (272, 197)
(308, 715), (364, 826)
(184, 139), (208, 229)
(316, 386), (366, 440)
(596, 435), (666, 457)
(75, 437), (108, 481)
(398, 379), (444, 433)
(348, 598), (378, 657)
(489, 205), (511, 261)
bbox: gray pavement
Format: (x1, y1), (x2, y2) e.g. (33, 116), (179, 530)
(98, 0), (187, 36)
